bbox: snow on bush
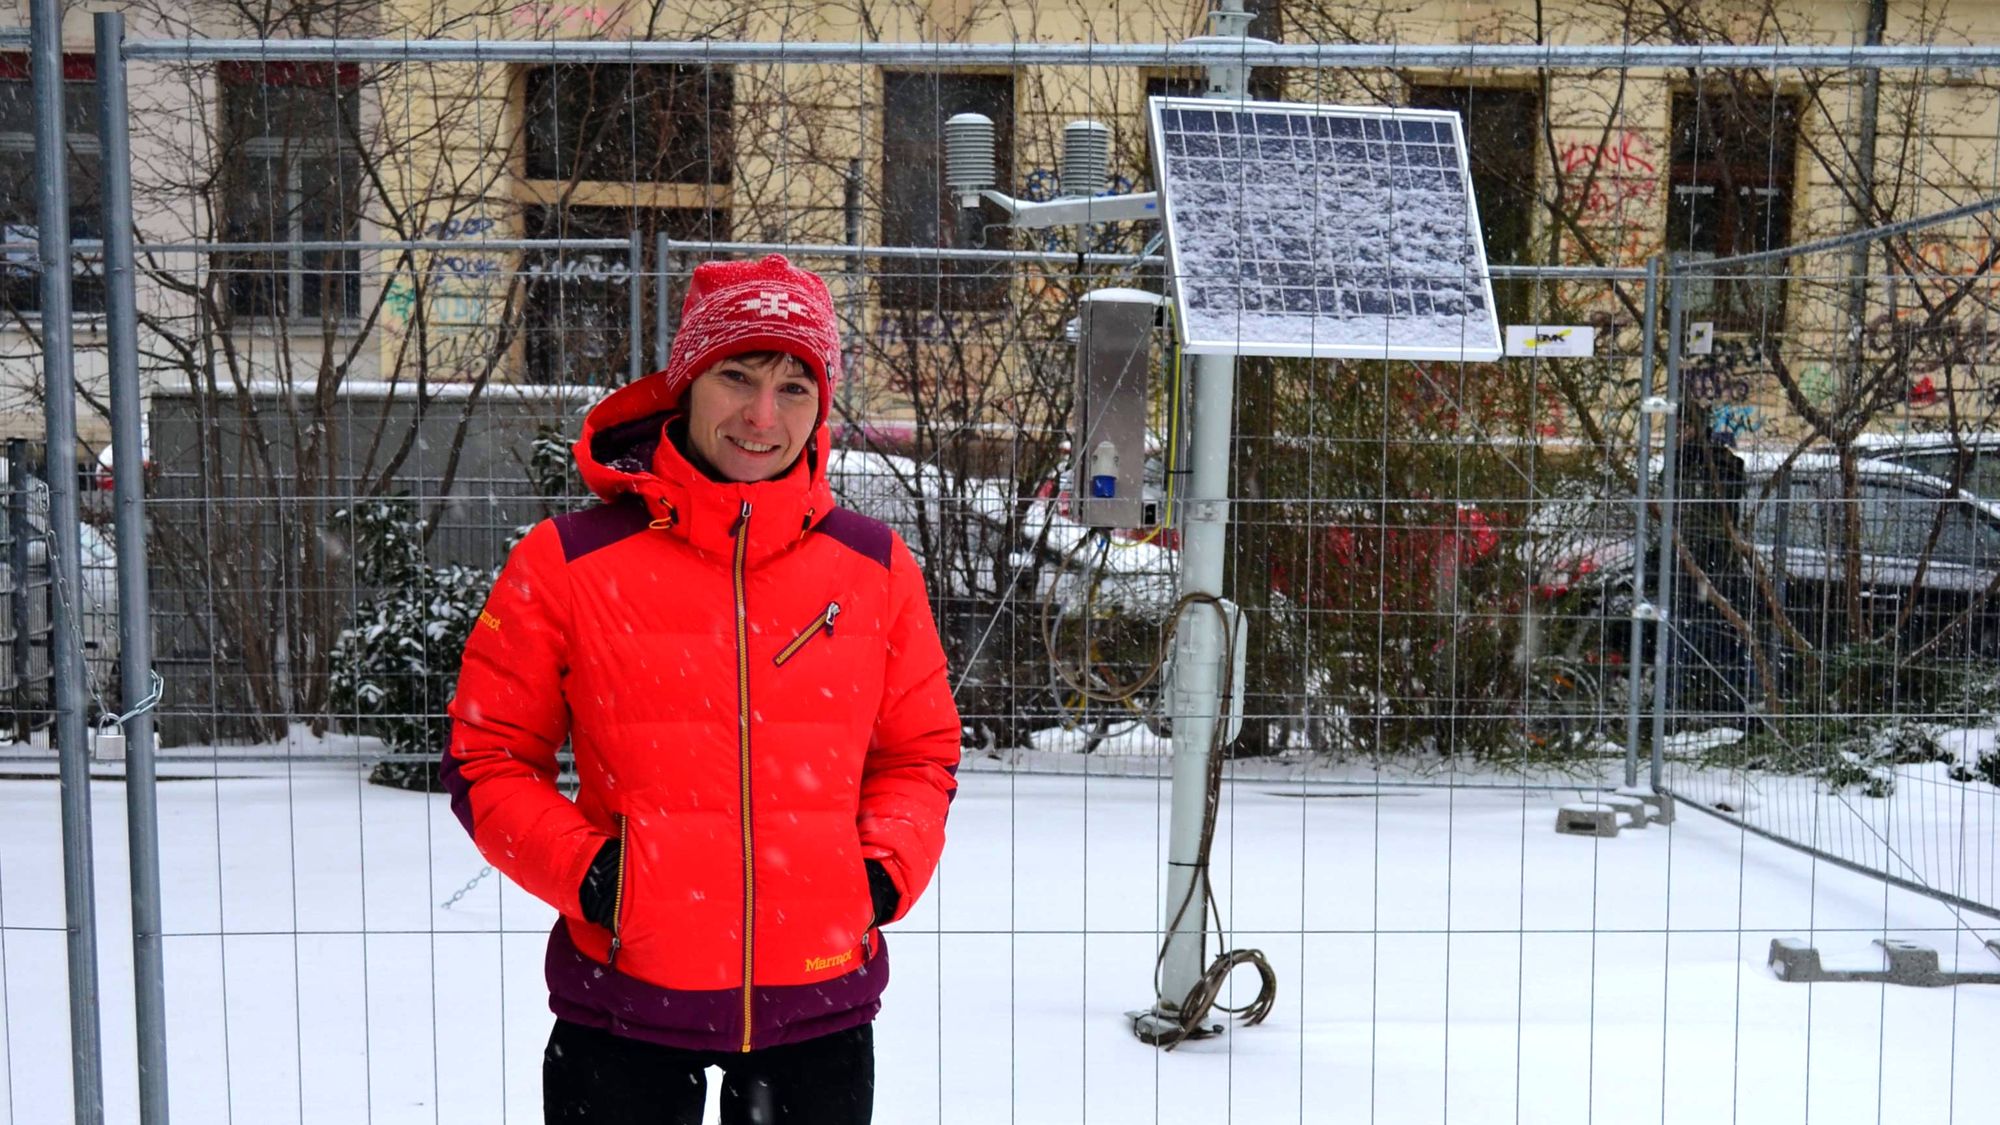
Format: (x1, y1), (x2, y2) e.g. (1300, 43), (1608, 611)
(329, 497), (495, 790)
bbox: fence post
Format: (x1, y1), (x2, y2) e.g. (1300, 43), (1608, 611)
(1623, 256), (1660, 790)
(7, 438), (27, 739)
(32, 0), (106, 1117)
(843, 157), (863, 416)
(1647, 265), (1688, 793)
(627, 229), (643, 384)
(653, 230), (671, 370)
(98, 12), (171, 1123)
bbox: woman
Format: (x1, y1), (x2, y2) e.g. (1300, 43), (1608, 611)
(443, 255), (961, 1123)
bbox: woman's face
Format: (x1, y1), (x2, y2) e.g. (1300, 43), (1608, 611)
(683, 352), (820, 483)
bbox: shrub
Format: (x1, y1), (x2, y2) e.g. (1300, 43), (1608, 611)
(329, 497), (495, 791)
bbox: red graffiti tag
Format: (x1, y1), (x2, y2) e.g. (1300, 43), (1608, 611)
(1558, 131), (1657, 176)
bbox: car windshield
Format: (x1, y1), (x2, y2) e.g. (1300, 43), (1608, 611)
(1888, 450), (2000, 502)
(1758, 476), (2000, 567)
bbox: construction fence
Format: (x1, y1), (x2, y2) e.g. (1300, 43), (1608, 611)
(2, 22), (1999, 1124)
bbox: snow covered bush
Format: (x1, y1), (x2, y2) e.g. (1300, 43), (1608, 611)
(329, 497), (496, 791)
(1951, 749), (2000, 788)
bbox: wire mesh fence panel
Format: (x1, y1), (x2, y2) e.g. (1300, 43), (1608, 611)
(3, 26), (2000, 1125)
(1650, 212), (2000, 921)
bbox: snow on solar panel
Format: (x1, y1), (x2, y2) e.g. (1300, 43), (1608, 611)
(1147, 97), (1503, 362)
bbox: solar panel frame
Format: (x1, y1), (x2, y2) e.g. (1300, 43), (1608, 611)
(1146, 96), (1504, 362)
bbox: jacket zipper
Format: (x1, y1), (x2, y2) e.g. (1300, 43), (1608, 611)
(607, 813), (629, 968)
(733, 500), (756, 1052)
(772, 602), (841, 667)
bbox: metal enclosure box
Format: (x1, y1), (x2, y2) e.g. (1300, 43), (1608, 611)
(1072, 288), (1158, 529)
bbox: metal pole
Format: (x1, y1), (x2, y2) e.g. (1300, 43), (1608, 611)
(1647, 268), (1688, 793)
(842, 158), (864, 422)
(26, 235), (1651, 276)
(627, 229), (643, 383)
(98, 14), (170, 1122)
(34, 0), (105, 1117)
(1155, 350), (1235, 1015)
(1844, 0), (1889, 397)
(115, 37), (2000, 70)
(1622, 258), (1660, 790)
(653, 231), (670, 370)
(7, 438), (29, 741)
(1145, 0), (1252, 1031)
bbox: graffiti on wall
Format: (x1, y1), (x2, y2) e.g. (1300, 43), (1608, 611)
(1709, 404), (1764, 442)
(1556, 131), (1658, 225)
(381, 212), (514, 374)
(1554, 227), (1663, 309)
(510, 2), (622, 34)
(1865, 310), (2000, 378)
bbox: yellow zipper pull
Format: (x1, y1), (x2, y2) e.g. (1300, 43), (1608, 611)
(608, 813), (629, 968)
(773, 602), (842, 667)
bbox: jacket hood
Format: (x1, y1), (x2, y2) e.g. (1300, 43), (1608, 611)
(573, 368), (835, 562)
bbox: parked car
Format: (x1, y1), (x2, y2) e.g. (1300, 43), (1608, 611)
(1739, 452), (2000, 655)
(1854, 431), (2000, 501)
(826, 447), (1176, 613)
(1555, 451), (2000, 663)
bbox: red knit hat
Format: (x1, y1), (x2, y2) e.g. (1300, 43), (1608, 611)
(656, 254), (843, 428)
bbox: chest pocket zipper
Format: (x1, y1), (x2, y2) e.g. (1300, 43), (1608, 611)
(772, 602), (841, 667)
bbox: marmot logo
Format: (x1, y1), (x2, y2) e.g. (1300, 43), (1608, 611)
(479, 610), (502, 632)
(804, 948), (855, 973)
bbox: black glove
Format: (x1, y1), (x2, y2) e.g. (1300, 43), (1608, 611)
(578, 839), (622, 929)
(865, 858), (901, 929)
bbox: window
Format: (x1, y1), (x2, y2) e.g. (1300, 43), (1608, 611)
(0, 54), (103, 315)
(1902, 449), (2000, 500)
(216, 62), (365, 320)
(1784, 477), (1840, 559)
(1407, 86), (1538, 326)
(880, 72), (1014, 310)
(1857, 484), (1943, 558)
(1245, 0), (1283, 42)
(1857, 483), (2000, 566)
(1937, 502), (2000, 567)
(1669, 91), (1799, 331)
(522, 205), (729, 385)
(523, 64), (732, 185)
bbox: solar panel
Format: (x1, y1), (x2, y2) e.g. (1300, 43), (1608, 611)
(1147, 97), (1503, 362)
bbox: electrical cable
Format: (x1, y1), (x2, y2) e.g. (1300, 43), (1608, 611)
(1143, 592), (1276, 1049)
(1037, 524), (1277, 1049)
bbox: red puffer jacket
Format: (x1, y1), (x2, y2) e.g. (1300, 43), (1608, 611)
(443, 369), (961, 1052)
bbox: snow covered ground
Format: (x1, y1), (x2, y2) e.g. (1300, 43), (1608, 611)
(2, 762), (1997, 1123)
(1664, 726), (2000, 917)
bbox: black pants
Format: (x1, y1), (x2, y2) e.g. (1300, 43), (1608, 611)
(544, 1018), (873, 1124)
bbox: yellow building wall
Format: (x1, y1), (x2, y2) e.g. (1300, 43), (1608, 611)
(347, 0), (2000, 441)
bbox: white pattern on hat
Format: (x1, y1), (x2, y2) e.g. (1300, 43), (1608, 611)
(742, 291), (808, 319)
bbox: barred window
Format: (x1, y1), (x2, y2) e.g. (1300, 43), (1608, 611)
(879, 71), (1014, 311)
(523, 64), (732, 185)
(0, 54), (103, 316)
(522, 205), (730, 386)
(216, 62), (366, 321)
(1670, 91), (1800, 332)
